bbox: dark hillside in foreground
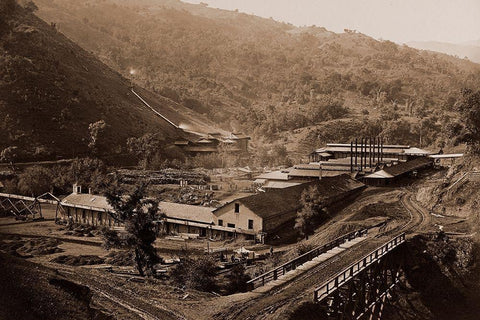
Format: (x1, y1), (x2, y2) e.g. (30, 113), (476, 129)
(0, 3), (219, 162)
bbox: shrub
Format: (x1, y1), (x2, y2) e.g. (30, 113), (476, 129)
(226, 264), (251, 294)
(171, 255), (218, 291)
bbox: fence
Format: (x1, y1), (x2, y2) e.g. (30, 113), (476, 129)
(247, 228), (368, 290)
(313, 233), (405, 302)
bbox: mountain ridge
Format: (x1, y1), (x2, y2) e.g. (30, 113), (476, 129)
(407, 40), (480, 64)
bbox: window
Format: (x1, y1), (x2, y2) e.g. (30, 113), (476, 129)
(234, 203), (240, 213)
(248, 219), (254, 230)
(218, 219), (223, 226)
(227, 223), (235, 228)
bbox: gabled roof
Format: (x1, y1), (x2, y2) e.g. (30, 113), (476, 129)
(263, 181), (303, 189)
(254, 170), (291, 181)
(365, 158), (433, 179)
(288, 168), (322, 178)
(363, 170), (394, 179)
(174, 140), (190, 146)
(216, 175), (365, 220)
(159, 201), (215, 225)
(429, 153), (464, 159)
(231, 133), (250, 140)
(383, 157), (432, 176)
(61, 193), (113, 211)
(403, 147), (432, 155)
(197, 138), (215, 144)
(62, 193), (215, 224)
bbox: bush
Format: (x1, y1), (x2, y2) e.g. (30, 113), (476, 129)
(226, 264), (251, 294)
(296, 243), (314, 255)
(171, 255), (218, 291)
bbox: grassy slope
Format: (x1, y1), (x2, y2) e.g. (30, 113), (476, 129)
(34, 0), (480, 111)
(0, 4), (220, 162)
(32, 0), (480, 157)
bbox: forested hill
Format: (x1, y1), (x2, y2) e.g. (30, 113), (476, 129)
(0, 1), (221, 162)
(33, 0), (480, 156)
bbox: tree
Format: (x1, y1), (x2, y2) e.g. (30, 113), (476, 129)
(171, 255), (218, 291)
(0, 0), (16, 16)
(127, 133), (165, 169)
(24, 1), (38, 13)
(0, 146), (18, 164)
(227, 264), (251, 293)
(51, 158), (110, 194)
(294, 186), (326, 239)
(88, 120), (106, 154)
(457, 89), (480, 154)
(104, 183), (161, 276)
(17, 166), (54, 196)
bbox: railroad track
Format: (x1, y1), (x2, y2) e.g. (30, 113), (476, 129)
(375, 190), (428, 239)
(220, 189), (431, 320)
(49, 263), (185, 320)
(215, 239), (387, 320)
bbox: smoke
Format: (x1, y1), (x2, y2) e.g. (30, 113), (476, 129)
(178, 122), (193, 131)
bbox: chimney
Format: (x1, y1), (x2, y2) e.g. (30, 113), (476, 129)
(73, 183), (81, 194)
(319, 163), (322, 180)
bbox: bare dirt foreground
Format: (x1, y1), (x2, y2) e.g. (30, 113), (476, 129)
(0, 180), (471, 320)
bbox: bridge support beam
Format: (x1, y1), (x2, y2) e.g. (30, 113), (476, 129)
(314, 234), (406, 320)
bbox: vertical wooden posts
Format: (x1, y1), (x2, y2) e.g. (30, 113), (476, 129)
(360, 138), (364, 170)
(369, 137), (372, 169)
(355, 138), (358, 171)
(350, 141), (354, 173)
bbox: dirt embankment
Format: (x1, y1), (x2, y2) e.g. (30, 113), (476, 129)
(0, 252), (114, 320)
(383, 234), (480, 320)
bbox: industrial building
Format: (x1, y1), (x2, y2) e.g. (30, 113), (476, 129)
(174, 132), (250, 155)
(216, 174), (365, 240)
(59, 185), (254, 240)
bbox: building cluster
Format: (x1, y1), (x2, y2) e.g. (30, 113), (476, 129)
(256, 142), (462, 188)
(56, 140), (463, 243)
(174, 132), (250, 155)
(58, 174), (364, 243)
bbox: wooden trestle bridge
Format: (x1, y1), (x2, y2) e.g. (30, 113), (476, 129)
(0, 192), (63, 221)
(313, 233), (406, 319)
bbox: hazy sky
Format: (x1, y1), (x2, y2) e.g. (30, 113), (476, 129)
(183, 0), (480, 44)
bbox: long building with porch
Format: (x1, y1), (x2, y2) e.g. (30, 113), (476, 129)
(58, 186), (254, 240)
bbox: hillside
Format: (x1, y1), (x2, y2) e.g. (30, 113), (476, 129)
(32, 0), (480, 157)
(0, 2), (221, 162)
(408, 41), (480, 64)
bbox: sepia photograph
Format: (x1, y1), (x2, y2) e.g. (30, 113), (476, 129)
(1, 0), (480, 319)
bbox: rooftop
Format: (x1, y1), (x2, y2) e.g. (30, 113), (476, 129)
(159, 201), (215, 225)
(61, 193), (113, 211)
(364, 157), (433, 179)
(218, 175), (365, 220)
(255, 170), (290, 181)
(62, 193), (215, 224)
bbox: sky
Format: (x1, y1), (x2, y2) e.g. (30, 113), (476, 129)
(182, 0), (480, 44)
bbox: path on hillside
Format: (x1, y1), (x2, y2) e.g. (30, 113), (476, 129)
(131, 89), (179, 129)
